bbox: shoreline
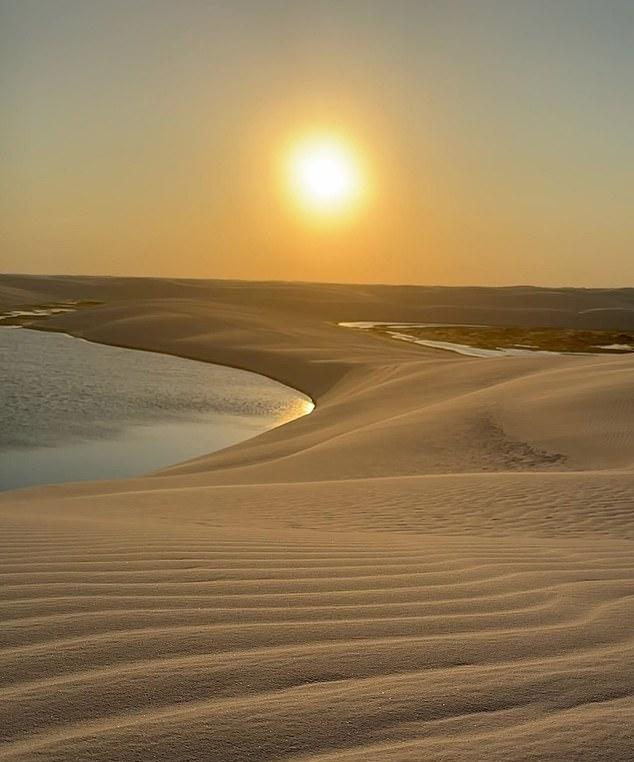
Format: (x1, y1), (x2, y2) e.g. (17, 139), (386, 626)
(25, 321), (318, 411)
(25, 316), (330, 406)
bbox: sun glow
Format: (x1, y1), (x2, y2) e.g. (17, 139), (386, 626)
(285, 135), (365, 218)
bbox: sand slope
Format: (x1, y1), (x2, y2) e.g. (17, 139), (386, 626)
(0, 277), (632, 761)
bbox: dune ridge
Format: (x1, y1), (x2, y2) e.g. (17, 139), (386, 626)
(0, 276), (632, 761)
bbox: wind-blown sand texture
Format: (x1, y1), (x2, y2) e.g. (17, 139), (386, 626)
(1, 276), (633, 761)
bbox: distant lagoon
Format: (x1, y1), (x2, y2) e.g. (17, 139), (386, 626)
(0, 328), (313, 491)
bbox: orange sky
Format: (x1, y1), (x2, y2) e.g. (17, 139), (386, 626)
(3, 1), (633, 286)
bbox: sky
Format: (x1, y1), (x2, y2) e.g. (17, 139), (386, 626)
(2, 0), (633, 286)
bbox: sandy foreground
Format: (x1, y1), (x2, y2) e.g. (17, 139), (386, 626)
(0, 276), (633, 761)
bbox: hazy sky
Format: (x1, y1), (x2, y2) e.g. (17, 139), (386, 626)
(2, 0), (633, 286)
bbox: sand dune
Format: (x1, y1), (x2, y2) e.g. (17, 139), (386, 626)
(0, 277), (632, 760)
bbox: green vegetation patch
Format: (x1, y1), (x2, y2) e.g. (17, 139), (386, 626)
(372, 324), (634, 354)
(0, 301), (102, 327)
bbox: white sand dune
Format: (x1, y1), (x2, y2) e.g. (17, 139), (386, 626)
(0, 277), (632, 761)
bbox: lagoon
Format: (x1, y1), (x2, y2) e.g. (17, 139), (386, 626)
(0, 328), (312, 491)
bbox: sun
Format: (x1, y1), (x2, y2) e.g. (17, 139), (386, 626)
(286, 135), (364, 217)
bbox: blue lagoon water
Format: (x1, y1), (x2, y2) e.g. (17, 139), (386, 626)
(0, 329), (312, 491)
